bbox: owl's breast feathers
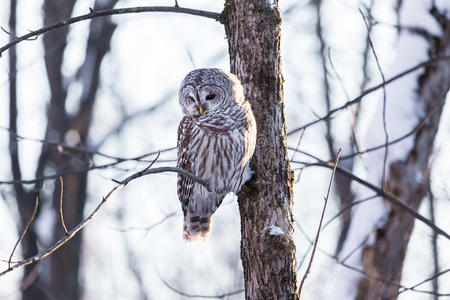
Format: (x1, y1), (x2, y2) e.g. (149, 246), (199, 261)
(176, 117), (195, 212)
(176, 101), (256, 240)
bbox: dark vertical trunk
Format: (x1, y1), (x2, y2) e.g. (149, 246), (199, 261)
(8, 0), (118, 299)
(355, 9), (450, 299)
(222, 1), (298, 299)
(43, 1), (117, 298)
(8, 0), (47, 298)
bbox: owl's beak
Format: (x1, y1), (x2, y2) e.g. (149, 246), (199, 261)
(199, 105), (204, 115)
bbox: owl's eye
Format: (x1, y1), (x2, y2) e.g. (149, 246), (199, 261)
(205, 94), (216, 100)
(188, 96), (195, 102)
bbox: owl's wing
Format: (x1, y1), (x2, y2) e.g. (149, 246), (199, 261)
(177, 117), (194, 216)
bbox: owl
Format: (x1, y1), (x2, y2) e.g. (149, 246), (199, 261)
(177, 68), (257, 241)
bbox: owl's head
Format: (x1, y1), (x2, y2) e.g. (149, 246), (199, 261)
(179, 68), (244, 117)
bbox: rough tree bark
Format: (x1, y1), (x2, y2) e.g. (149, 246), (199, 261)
(222, 1), (298, 299)
(356, 5), (450, 299)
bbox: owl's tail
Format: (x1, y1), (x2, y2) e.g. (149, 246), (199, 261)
(183, 212), (213, 242)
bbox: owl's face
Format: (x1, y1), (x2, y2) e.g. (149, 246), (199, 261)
(179, 68), (244, 117)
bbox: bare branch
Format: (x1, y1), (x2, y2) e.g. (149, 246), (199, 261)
(0, 160), (210, 277)
(58, 177), (69, 235)
(1, 26), (37, 40)
(338, 95), (446, 161)
(287, 56), (450, 136)
(288, 94), (446, 165)
(94, 90), (173, 149)
(321, 194), (378, 230)
(0, 6), (220, 56)
(8, 196), (39, 269)
(295, 221), (450, 297)
(115, 211), (178, 236)
(290, 129), (305, 162)
(313, 0), (335, 160)
(298, 148), (341, 296)
(292, 159), (450, 240)
(0, 147), (177, 185)
(359, 8), (389, 189)
(160, 276), (244, 299)
(0, 126), (176, 163)
(386, 268), (450, 299)
(116, 203), (150, 300)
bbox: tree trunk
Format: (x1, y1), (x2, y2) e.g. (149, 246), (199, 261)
(222, 1), (298, 299)
(8, 0), (47, 298)
(356, 5), (450, 299)
(7, 0), (118, 299)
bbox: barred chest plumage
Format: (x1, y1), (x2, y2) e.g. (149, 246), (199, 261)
(187, 103), (256, 194)
(176, 68), (256, 241)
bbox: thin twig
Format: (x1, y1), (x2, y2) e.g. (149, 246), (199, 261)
(123, 166), (212, 192)
(322, 194), (378, 230)
(288, 94), (446, 165)
(287, 56), (450, 136)
(160, 276), (244, 299)
(290, 128), (305, 162)
(0, 72), (446, 187)
(0, 26), (37, 40)
(338, 95), (446, 161)
(383, 268), (450, 299)
(116, 204), (149, 300)
(293, 159), (450, 240)
(0, 6), (220, 56)
(295, 221), (450, 297)
(327, 47), (362, 153)
(115, 211), (178, 233)
(0, 126), (176, 163)
(8, 196), (39, 269)
(0, 162), (210, 277)
(359, 8), (389, 190)
(94, 92), (173, 149)
(0, 147), (176, 185)
(114, 151), (161, 184)
(340, 231), (373, 264)
(314, 0), (335, 160)
(296, 194), (378, 272)
(298, 148), (341, 297)
(291, 129), (306, 183)
(352, 0), (375, 153)
(58, 177), (69, 235)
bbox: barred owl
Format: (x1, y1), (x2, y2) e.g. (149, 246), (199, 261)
(177, 68), (256, 241)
